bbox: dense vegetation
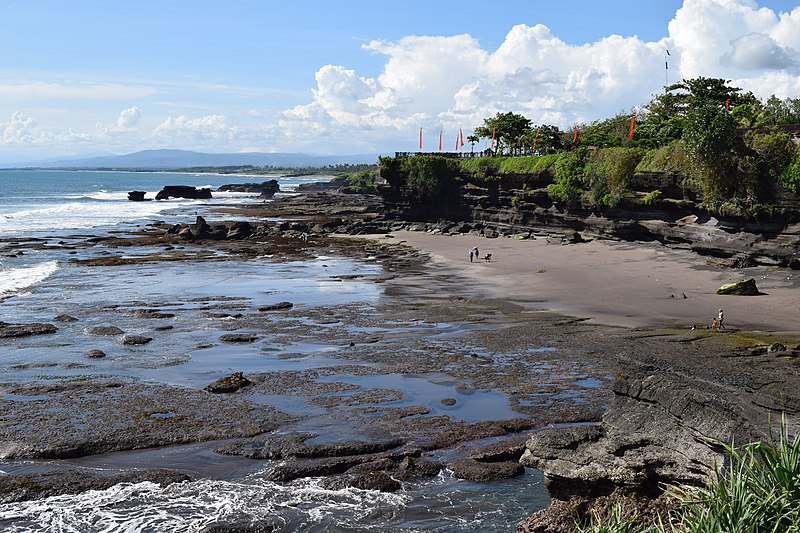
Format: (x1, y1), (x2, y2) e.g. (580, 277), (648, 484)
(175, 163), (378, 176)
(382, 77), (800, 219)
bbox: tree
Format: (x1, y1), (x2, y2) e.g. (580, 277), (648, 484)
(466, 134), (479, 153)
(682, 104), (739, 205)
(473, 112), (532, 155)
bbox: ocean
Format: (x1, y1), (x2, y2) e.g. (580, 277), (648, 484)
(0, 169), (550, 532)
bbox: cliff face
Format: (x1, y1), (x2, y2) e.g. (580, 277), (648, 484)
(379, 168), (800, 268)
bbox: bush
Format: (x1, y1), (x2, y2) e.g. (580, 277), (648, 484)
(548, 150), (588, 204)
(643, 190), (662, 205)
(779, 146), (800, 194)
(402, 155), (461, 200)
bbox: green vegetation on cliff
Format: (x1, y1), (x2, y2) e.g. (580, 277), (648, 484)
(381, 77), (800, 218)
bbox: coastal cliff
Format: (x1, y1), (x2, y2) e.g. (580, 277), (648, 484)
(377, 156), (800, 269)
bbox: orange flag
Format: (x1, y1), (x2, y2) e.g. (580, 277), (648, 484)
(491, 126), (496, 149)
(532, 128), (540, 152)
(628, 115), (636, 139)
(459, 127), (464, 147)
(439, 130), (443, 151)
(455, 134), (459, 151)
(419, 127), (423, 149)
(725, 98), (731, 112)
(572, 126), (577, 143)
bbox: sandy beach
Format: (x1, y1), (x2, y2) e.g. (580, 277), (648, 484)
(378, 230), (800, 333)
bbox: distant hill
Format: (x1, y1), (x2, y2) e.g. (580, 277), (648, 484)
(9, 149), (384, 169)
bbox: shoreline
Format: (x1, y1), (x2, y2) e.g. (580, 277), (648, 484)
(373, 230), (800, 333)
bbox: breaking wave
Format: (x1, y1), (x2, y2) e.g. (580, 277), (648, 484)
(0, 261), (58, 299)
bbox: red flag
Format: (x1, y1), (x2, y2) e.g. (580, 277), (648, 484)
(459, 127), (464, 147)
(455, 135), (459, 151)
(419, 127), (423, 149)
(572, 126), (577, 143)
(532, 128), (540, 152)
(628, 115), (636, 139)
(725, 98), (731, 112)
(491, 126), (496, 150)
(439, 130), (442, 151)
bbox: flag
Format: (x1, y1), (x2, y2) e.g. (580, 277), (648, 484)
(628, 115), (636, 139)
(455, 135), (459, 151)
(665, 49), (670, 56)
(459, 127), (464, 147)
(725, 98), (731, 112)
(491, 126), (496, 149)
(572, 126), (577, 143)
(532, 128), (540, 152)
(439, 130), (442, 151)
(419, 127), (423, 149)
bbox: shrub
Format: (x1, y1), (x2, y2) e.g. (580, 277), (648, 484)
(643, 190), (662, 205)
(548, 150), (587, 204)
(402, 155), (461, 200)
(779, 146), (800, 194)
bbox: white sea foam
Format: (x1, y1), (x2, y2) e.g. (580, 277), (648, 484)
(0, 261), (59, 298)
(0, 476), (408, 532)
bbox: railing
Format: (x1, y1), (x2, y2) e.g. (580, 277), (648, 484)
(394, 151), (493, 159)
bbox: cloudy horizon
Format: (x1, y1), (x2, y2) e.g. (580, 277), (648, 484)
(2, 0), (800, 163)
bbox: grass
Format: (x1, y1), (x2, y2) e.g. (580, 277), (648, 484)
(573, 415), (800, 532)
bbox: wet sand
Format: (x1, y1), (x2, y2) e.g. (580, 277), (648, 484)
(376, 231), (800, 333)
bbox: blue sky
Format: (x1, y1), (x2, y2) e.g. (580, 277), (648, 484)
(1, 0), (799, 162)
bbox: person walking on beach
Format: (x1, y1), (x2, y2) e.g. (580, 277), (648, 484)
(472, 246), (479, 260)
(717, 308), (725, 330)
(469, 248), (474, 263)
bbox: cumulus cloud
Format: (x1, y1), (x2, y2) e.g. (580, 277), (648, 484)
(152, 114), (238, 145)
(279, 0), (800, 152)
(117, 106), (142, 129)
(1, 112), (41, 144)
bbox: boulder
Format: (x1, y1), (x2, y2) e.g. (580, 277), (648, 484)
(54, 315), (79, 323)
(205, 372), (252, 394)
(85, 349), (107, 359)
(127, 191), (148, 201)
(716, 278), (760, 296)
(155, 186), (212, 201)
(0, 322), (58, 338)
(188, 216), (212, 239)
(122, 335), (153, 346)
(219, 333), (258, 343)
(258, 301), (293, 312)
(226, 221), (253, 240)
(86, 326), (125, 336)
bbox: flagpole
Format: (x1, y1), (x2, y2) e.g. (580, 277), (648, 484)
(664, 49), (670, 89)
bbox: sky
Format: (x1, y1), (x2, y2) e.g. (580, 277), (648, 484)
(1, 0), (800, 163)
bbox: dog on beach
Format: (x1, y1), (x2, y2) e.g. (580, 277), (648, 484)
(484, 254), (492, 262)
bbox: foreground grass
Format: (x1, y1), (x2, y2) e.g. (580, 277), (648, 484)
(575, 416), (800, 532)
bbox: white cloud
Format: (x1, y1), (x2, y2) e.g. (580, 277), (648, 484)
(117, 106), (142, 129)
(152, 114), (238, 145)
(276, 0), (800, 153)
(0, 81), (155, 101)
(3, 0), (800, 160)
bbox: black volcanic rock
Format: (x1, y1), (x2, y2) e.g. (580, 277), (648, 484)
(155, 186), (212, 200)
(0, 322), (57, 338)
(217, 180), (280, 198)
(127, 191), (148, 201)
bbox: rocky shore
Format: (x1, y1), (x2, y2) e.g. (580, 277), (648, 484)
(1, 184), (799, 531)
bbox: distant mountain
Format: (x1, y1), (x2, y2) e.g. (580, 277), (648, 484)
(8, 149), (385, 169)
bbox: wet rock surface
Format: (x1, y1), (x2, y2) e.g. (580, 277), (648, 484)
(0, 322), (57, 338)
(3, 189), (799, 531)
(205, 372), (252, 393)
(0, 468), (191, 504)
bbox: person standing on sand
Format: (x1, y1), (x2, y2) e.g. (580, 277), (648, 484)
(718, 308), (725, 330)
(472, 246), (479, 260)
(469, 249), (474, 263)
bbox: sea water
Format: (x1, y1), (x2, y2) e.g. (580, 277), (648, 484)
(0, 169), (551, 532)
